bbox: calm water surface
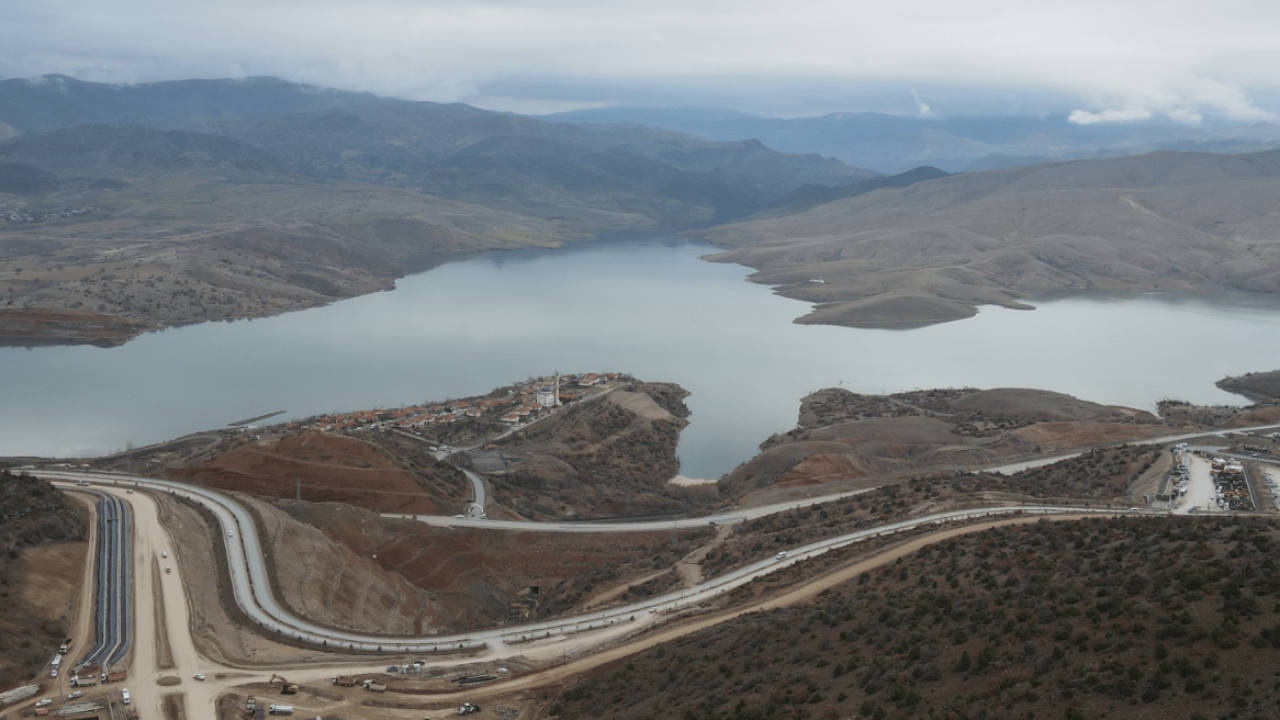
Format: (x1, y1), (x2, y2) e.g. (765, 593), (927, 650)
(4, 237), (1280, 478)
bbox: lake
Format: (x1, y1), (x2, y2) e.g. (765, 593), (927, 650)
(3, 236), (1280, 478)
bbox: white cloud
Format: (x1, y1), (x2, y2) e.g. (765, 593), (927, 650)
(2, 0), (1280, 119)
(1068, 108), (1153, 125)
(912, 90), (936, 119)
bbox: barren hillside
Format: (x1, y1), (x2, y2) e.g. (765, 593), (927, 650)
(482, 382), (696, 519)
(720, 386), (1280, 501)
(263, 497), (713, 632)
(699, 149), (1280, 326)
(1218, 369), (1280, 403)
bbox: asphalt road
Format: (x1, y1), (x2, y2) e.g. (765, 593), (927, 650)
(383, 488), (873, 532)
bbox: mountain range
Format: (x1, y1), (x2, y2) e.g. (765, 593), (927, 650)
(3, 74), (1280, 343)
(541, 106), (1280, 174)
(0, 75), (880, 343)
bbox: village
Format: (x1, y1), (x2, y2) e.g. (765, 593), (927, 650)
(290, 372), (630, 444)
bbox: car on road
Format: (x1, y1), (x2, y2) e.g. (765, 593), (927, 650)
(193, 673), (206, 681)
(161, 551), (168, 558)
(775, 551), (788, 560)
(165, 566), (171, 573)
(228, 530), (234, 537)
(126, 489), (133, 493)
(454, 514), (465, 519)
(387, 665), (399, 673)
(122, 688), (131, 705)
(68, 691), (83, 700)
(35, 699), (51, 708)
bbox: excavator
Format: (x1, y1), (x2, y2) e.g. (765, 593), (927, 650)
(269, 674), (299, 694)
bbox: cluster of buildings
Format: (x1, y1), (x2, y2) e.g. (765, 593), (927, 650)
(2, 205), (99, 224)
(1209, 456), (1254, 511)
(295, 372), (624, 434)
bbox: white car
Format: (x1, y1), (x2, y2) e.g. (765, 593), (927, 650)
(193, 673), (206, 681)
(35, 699), (51, 708)
(161, 551), (168, 558)
(122, 688), (131, 705)
(68, 691), (83, 700)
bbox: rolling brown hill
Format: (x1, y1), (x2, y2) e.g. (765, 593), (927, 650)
(718, 385), (1280, 503)
(698, 149), (1280, 326)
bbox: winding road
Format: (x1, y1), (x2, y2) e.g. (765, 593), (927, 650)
(25, 420), (1280, 718)
(40, 469), (1140, 657)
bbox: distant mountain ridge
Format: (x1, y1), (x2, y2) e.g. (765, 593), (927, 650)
(541, 106), (1280, 174)
(0, 76), (877, 227)
(0, 74), (401, 133)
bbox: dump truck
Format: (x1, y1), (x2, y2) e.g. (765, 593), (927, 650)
(332, 675), (357, 687)
(362, 680), (387, 692)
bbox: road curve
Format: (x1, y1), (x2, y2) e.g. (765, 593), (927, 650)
(38, 469), (1141, 655)
(383, 488), (872, 532)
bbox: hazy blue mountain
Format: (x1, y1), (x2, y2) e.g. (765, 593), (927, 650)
(540, 107), (1280, 174)
(0, 74), (402, 133)
(0, 77), (879, 230)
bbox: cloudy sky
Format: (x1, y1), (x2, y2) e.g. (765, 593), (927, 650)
(3, 0), (1278, 121)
